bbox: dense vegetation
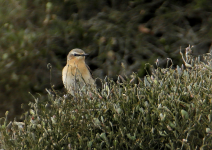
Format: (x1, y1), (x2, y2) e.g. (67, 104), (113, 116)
(1, 48), (212, 149)
(1, 0), (212, 145)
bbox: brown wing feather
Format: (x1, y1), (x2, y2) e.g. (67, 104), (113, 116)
(86, 64), (94, 78)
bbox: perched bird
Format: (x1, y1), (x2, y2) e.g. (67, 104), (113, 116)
(62, 48), (95, 96)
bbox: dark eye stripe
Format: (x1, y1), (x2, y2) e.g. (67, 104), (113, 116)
(73, 53), (81, 56)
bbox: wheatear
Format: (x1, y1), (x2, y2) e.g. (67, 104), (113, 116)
(62, 48), (95, 96)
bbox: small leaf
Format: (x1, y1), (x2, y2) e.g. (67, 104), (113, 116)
(181, 109), (189, 120)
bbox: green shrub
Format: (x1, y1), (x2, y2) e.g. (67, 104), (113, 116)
(1, 47), (212, 149)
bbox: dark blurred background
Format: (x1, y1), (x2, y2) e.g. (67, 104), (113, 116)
(1, 0), (212, 120)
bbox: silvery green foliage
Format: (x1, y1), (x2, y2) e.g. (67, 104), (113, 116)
(1, 52), (212, 149)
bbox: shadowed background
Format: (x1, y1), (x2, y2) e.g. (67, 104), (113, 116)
(1, 0), (212, 120)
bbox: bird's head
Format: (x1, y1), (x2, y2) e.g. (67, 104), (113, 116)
(67, 48), (89, 61)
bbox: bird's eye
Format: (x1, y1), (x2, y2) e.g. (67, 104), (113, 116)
(73, 53), (77, 56)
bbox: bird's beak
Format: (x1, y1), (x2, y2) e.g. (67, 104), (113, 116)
(82, 53), (89, 56)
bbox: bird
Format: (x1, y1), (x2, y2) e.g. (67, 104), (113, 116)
(62, 48), (95, 96)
